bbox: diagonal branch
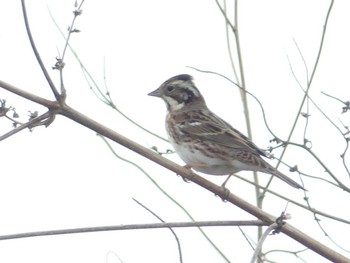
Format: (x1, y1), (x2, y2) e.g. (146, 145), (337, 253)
(0, 111), (53, 141)
(0, 80), (59, 109)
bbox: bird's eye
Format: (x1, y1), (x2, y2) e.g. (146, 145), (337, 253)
(166, 85), (175, 92)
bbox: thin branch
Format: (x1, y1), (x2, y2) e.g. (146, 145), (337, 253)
(250, 223), (278, 263)
(215, 0), (240, 82)
(187, 68), (349, 190)
(100, 61), (168, 142)
(21, 0), (60, 101)
(187, 68), (289, 156)
(308, 0), (334, 87)
(214, 0), (236, 33)
(58, 0), (85, 97)
(133, 198), (183, 263)
(0, 220), (267, 241)
(287, 55), (350, 179)
(231, 0), (263, 243)
(187, 68), (287, 148)
(302, 187), (350, 254)
(60, 0), (85, 63)
(264, 248), (308, 263)
(286, 141), (350, 191)
(214, 2), (263, 224)
(234, 174), (350, 225)
(0, 111), (53, 141)
(261, 0), (335, 194)
(48, 10), (168, 143)
(320, 93), (350, 175)
(321, 91), (350, 111)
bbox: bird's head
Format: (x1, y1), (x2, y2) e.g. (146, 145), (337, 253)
(148, 74), (206, 111)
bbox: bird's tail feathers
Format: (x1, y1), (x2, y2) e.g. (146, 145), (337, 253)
(269, 168), (306, 190)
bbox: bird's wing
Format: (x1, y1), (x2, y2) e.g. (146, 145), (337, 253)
(178, 110), (268, 157)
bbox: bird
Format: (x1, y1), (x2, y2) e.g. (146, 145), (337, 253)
(148, 74), (305, 190)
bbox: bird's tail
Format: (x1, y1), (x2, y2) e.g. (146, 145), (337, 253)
(268, 168), (306, 190)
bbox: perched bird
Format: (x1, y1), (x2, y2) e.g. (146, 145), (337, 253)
(148, 74), (305, 190)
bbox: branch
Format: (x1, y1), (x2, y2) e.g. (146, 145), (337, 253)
(0, 80), (58, 109)
(0, 220), (266, 241)
(133, 198), (184, 263)
(235, 174), (350, 225)
(250, 222), (278, 263)
(21, 0), (61, 101)
(0, 111), (54, 141)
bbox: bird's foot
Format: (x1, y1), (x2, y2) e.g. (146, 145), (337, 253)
(221, 174), (232, 188)
(216, 175), (232, 202)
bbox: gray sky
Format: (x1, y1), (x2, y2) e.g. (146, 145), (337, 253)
(0, 1), (349, 262)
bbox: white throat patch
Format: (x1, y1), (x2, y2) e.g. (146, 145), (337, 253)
(164, 95), (185, 111)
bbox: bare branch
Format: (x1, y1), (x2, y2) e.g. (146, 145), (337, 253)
(0, 220), (266, 241)
(0, 111), (54, 141)
(235, 174), (350, 225)
(133, 198), (184, 263)
(21, 0), (61, 101)
(261, 0), (335, 194)
(57, 0), (86, 98)
(250, 222), (279, 263)
(0, 80), (58, 109)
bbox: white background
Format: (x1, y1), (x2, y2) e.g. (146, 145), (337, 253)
(0, 0), (349, 262)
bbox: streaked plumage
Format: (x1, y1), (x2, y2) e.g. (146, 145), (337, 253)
(148, 74), (305, 190)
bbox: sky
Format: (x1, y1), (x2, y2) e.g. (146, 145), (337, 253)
(0, 0), (349, 262)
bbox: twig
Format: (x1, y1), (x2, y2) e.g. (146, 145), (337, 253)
(250, 223), (278, 263)
(133, 198), (183, 263)
(286, 141), (350, 192)
(214, 0), (236, 33)
(234, 174), (350, 225)
(215, 0), (240, 82)
(261, 0), (335, 195)
(48, 10), (168, 143)
(287, 56), (350, 180)
(264, 248), (308, 262)
(21, 0), (60, 101)
(321, 91), (350, 113)
(0, 220), (267, 241)
(58, 0), (85, 97)
(0, 111), (53, 141)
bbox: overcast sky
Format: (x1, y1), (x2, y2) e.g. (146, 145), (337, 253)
(0, 1), (349, 262)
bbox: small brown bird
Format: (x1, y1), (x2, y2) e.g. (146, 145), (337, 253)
(148, 74), (305, 190)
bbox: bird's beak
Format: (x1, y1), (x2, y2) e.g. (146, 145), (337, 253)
(148, 88), (161, 97)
